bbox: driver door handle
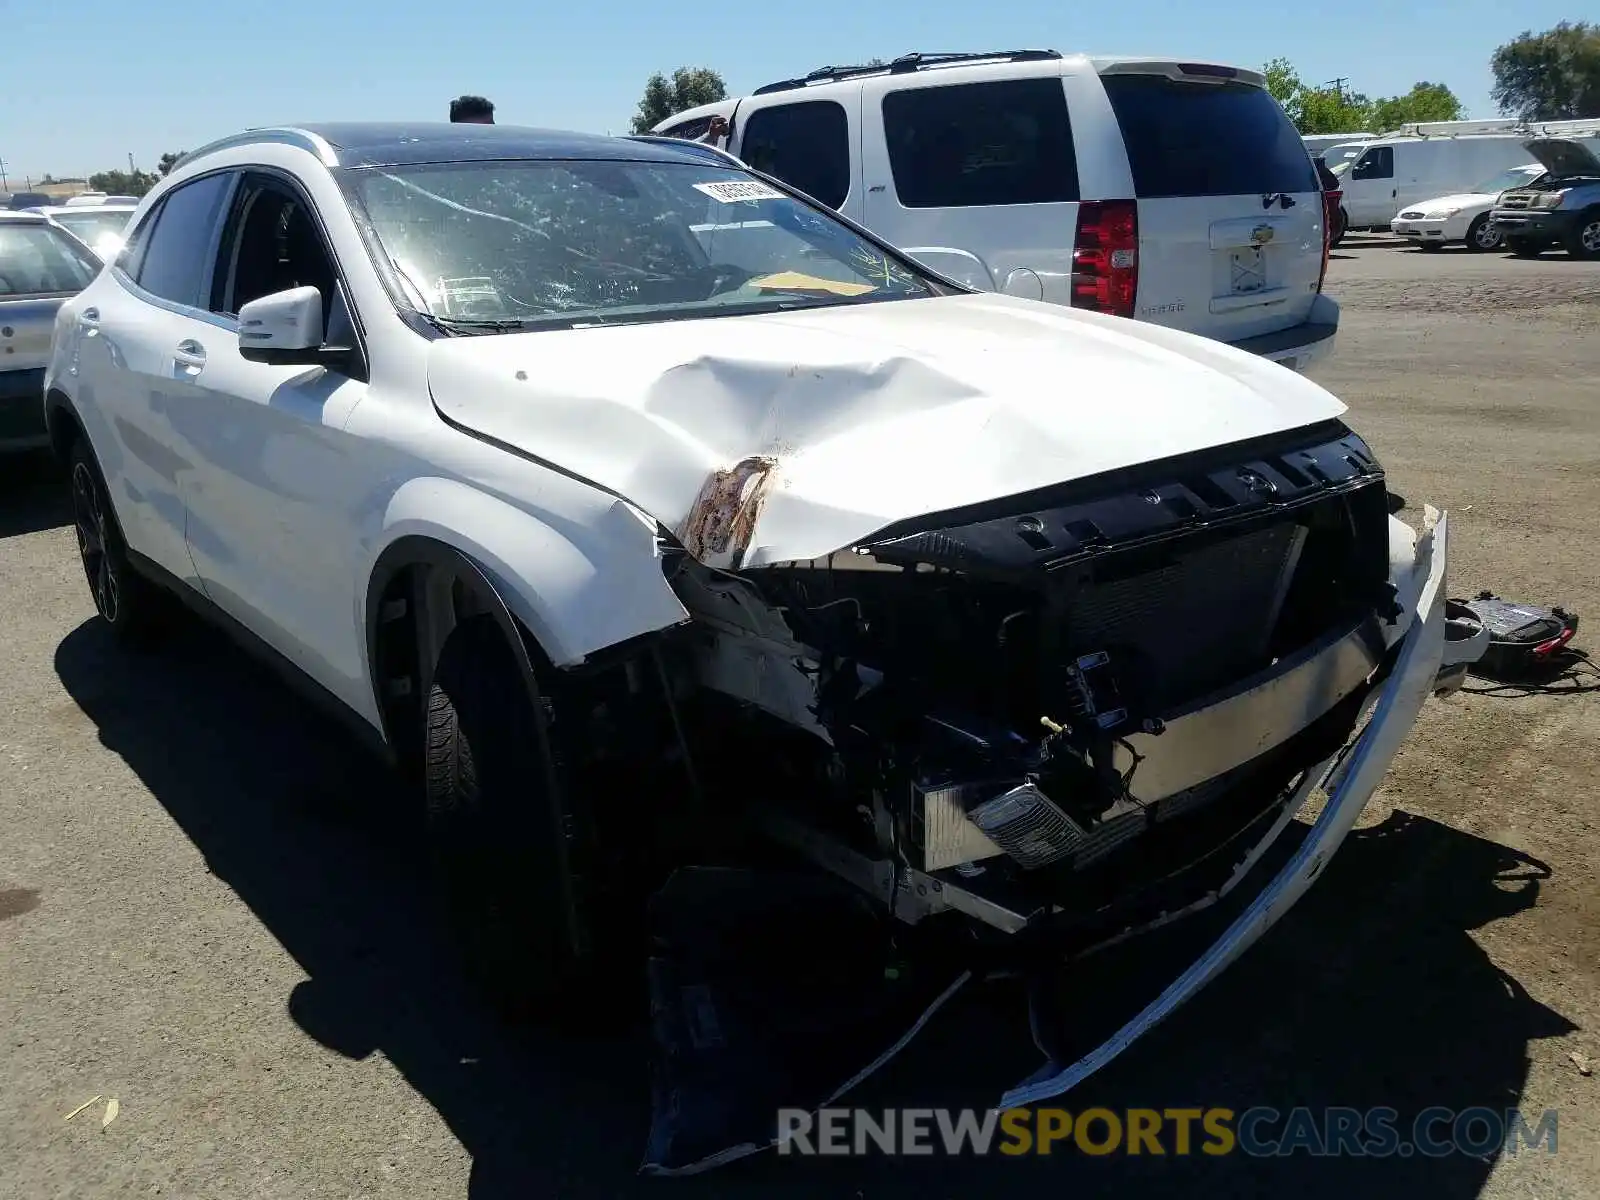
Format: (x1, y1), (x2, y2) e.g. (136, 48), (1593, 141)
(173, 340), (207, 369)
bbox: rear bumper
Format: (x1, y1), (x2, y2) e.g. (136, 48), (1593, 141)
(0, 368), (49, 452)
(1001, 507), (1455, 1107)
(1490, 209), (1577, 241)
(1228, 294), (1339, 373)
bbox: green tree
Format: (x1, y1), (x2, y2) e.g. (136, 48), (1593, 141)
(158, 151), (188, 178)
(1262, 59), (1373, 132)
(629, 67), (728, 134)
(1491, 22), (1600, 120)
(1369, 82), (1465, 130)
(1263, 56), (1303, 114)
(87, 168), (158, 197)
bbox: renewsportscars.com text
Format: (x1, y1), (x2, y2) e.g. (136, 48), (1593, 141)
(776, 1106), (1559, 1159)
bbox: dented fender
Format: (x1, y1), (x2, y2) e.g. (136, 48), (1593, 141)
(366, 476), (689, 670)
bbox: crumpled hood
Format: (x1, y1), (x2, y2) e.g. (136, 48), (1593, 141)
(427, 292), (1347, 567)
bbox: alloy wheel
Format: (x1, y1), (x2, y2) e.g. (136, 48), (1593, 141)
(72, 461), (120, 624)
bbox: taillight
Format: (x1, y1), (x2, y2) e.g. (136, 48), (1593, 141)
(1072, 200), (1138, 319)
(1319, 188), (1340, 293)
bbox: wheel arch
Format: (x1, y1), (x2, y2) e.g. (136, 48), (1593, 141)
(45, 387), (86, 465)
(365, 534), (548, 772)
(360, 479), (691, 765)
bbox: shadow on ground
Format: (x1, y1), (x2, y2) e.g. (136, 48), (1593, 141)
(0, 450), (69, 538)
(55, 616), (1576, 1199)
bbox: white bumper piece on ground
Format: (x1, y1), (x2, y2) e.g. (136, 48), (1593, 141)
(1000, 507), (1454, 1109)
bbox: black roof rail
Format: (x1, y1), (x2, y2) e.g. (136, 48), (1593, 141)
(752, 49), (1061, 95)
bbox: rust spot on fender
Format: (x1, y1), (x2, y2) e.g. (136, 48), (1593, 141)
(679, 456), (780, 566)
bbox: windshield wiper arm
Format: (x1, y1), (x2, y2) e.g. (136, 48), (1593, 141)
(421, 314), (532, 336)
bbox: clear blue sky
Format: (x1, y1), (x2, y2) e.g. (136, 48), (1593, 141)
(0, 0), (1583, 186)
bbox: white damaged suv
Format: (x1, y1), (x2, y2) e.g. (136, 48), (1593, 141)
(45, 123), (1479, 1130)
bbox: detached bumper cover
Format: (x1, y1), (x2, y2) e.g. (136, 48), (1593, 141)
(1001, 507), (1453, 1108)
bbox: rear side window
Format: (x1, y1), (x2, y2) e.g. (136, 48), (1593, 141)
(1351, 146), (1394, 180)
(882, 79), (1079, 207)
(1101, 75), (1319, 198)
(739, 101), (851, 210)
(661, 116), (712, 141)
(135, 173), (233, 306)
(0, 223), (99, 297)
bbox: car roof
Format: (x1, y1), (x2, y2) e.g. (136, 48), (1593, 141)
(191, 123), (730, 170)
(34, 204), (138, 216)
(0, 210), (48, 224)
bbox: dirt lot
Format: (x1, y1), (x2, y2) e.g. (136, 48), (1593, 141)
(2, 238), (1597, 1198)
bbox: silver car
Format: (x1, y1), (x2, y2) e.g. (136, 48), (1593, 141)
(1, 211), (102, 452)
(31, 203), (138, 262)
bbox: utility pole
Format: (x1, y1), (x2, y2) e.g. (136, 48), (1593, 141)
(127, 152), (136, 175)
(1324, 77), (1349, 101)
(0, 156), (8, 191)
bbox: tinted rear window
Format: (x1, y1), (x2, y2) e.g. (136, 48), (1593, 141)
(1101, 75), (1318, 198)
(882, 79), (1079, 208)
(739, 101), (851, 210)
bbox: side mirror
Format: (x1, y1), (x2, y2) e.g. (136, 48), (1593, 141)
(237, 285), (362, 376)
(239, 286), (323, 357)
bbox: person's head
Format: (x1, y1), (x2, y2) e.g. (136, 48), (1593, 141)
(449, 95), (495, 124)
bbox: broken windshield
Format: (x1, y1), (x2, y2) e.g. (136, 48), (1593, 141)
(345, 159), (936, 330)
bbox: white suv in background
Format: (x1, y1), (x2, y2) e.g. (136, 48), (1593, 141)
(656, 50), (1339, 371)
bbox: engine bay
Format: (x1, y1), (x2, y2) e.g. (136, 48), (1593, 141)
(647, 423), (1399, 938)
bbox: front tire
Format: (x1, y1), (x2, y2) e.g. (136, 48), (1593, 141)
(1465, 214), (1502, 253)
(1505, 237), (1543, 257)
(424, 616), (578, 1012)
(69, 439), (161, 642)
(1564, 211), (1600, 260)
(1418, 241), (1443, 253)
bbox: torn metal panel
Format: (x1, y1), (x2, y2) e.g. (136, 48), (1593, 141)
(677, 456), (780, 569)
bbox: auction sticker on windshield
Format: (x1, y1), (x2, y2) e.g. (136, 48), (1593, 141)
(694, 180), (788, 204)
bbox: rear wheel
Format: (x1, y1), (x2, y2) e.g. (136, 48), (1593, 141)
(1505, 237), (1544, 257)
(1565, 211), (1600, 260)
(69, 439), (161, 643)
(1465, 214), (1502, 253)
(424, 616), (579, 1012)
(1330, 207), (1347, 248)
(1418, 242), (1444, 252)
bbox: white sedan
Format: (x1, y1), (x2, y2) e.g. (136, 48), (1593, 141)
(1391, 164), (1546, 251)
(43, 123), (1480, 1159)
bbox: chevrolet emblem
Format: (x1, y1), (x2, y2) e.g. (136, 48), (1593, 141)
(1250, 224), (1275, 246)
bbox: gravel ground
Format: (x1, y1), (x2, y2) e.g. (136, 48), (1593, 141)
(2, 238), (1597, 1198)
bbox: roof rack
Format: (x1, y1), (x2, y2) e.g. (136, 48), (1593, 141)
(753, 49), (1062, 95)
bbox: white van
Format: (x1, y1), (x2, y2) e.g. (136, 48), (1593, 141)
(652, 51), (1339, 372)
(1302, 132), (1370, 161)
(1323, 134), (1561, 229)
